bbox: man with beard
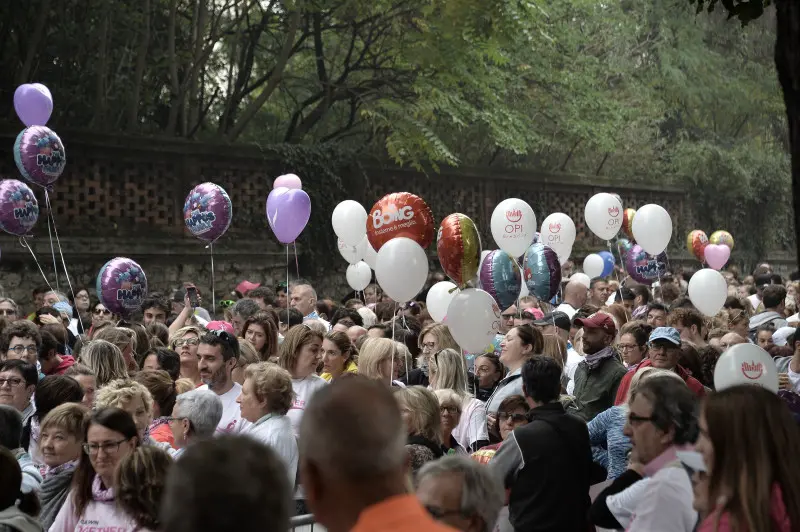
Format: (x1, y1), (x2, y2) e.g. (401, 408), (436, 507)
(197, 331), (250, 434)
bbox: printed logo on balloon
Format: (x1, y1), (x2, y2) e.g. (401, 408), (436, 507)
(741, 361), (764, 380)
(14, 126), (67, 187)
(367, 192), (434, 251)
(0, 180), (39, 236)
(96, 257), (149, 317)
(625, 245), (668, 285)
(183, 183), (233, 243)
(490, 198), (536, 258)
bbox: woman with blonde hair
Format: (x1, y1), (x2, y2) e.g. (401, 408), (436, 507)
(77, 339), (128, 388)
(134, 370), (177, 447)
(428, 348), (488, 452)
(321, 331), (358, 382)
(115, 446), (172, 532)
(95, 379), (154, 445)
(168, 326), (204, 386)
(541, 334), (567, 369)
(407, 323), (460, 386)
(94, 327), (139, 374)
(395, 386), (442, 475)
(232, 338), (261, 385)
(358, 337), (408, 385)
(278, 325), (326, 436)
(434, 388), (467, 455)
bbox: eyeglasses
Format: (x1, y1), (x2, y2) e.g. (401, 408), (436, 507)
(93, 308), (112, 316)
(174, 338), (199, 348)
(8, 345), (37, 355)
(0, 309), (17, 316)
(75, 293), (90, 300)
(498, 411), (527, 423)
(219, 300), (235, 309)
(647, 342), (677, 352)
(421, 342), (437, 352)
(440, 405), (460, 415)
(627, 413), (655, 426)
(82, 439), (129, 456)
(0, 377), (24, 388)
(617, 344), (640, 352)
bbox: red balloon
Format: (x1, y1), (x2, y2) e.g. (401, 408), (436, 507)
(437, 213), (481, 287)
(367, 192), (435, 251)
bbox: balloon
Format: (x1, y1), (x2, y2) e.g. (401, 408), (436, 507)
(363, 240), (378, 270)
(14, 126), (66, 187)
(569, 272), (591, 289)
(617, 238), (633, 259)
(625, 245), (668, 285)
(703, 244), (731, 271)
(583, 254), (605, 278)
(631, 204), (672, 255)
(346, 261), (372, 291)
(479, 250), (522, 311)
(598, 251), (615, 277)
(375, 237), (428, 302)
(686, 230), (709, 262)
(490, 198), (536, 257)
(332, 200), (368, 246)
(522, 243), (561, 301)
(622, 208), (636, 241)
(0, 180), (39, 236)
(367, 192), (434, 251)
(709, 230), (734, 251)
(183, 183), (232, 242)
(338, 236), (367, 265)
(437, 213), (481, 287)
(266, 187), (311, 244)
(714, 343), (779, 393)
(96, 257), (148, 317)
(688, 268), (727, 316)
(14, 84), (53, 127)
(539, 213), (576, 264)
(446, 288), (501, 352)
(272, 173), (302, 190)
(426, 281), (460, 322)
(584, 193), (623, 241)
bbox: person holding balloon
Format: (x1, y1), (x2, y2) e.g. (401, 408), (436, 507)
(485, 325), (543, 422)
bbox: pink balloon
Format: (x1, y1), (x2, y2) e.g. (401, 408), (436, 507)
(703, 244), (730, 270)
(272, 173), (302, 190)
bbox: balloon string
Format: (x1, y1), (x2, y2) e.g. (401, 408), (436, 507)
(391, 302), (398, 387)
(46, 208), (59, 292)
(208, 242), (216, 318)
(286, 245), (290, 327)
(608, 240), (627, 320)
(45, 191), (84, 333)
(293, 242), (300, 278)
(20, 237), (54, 293)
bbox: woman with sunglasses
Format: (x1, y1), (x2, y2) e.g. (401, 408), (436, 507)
(89, 302), (116, 337)
(471, 395), (530, 464)
(169, 326), (204, 387)
(50, 407), (140, 532)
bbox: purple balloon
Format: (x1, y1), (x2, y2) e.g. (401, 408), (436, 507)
(96, 257), (148, 317)
(522, 243), (561, 300)
(266, 187), (311, 244)
(479, 250), (522, 311)
(14, 84), (53, 127)
(272, 173), (302, 190)
(183, 183), (233, 242)
(625, 244), (668, 285)
(0, 179), (39, 236)
(14, 126), (66, 187)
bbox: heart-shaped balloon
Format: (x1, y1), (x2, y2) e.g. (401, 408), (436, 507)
(273, 173), (302, 190)
(266, 187), (311, 243)
(703, 244), (730, 270)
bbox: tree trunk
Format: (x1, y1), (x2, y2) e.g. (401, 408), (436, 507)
(187, 0), (209, 135)
(127, 0), (151, 130)
(16, 0), (51, 84)
(91, 1), (111, 128)
(166, 0), (180, 135)
(775, 0), (800, 269)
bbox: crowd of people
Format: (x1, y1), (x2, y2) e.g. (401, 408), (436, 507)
(0, 260), (799, 532)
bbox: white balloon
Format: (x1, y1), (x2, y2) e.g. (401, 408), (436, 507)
(375, 237), (429, 303)
(631, 204), (673, 255)
(584, 193), (623, 241)
(688, 268), (727, 316)
(346, 261), (372, 291)
(332, 200), (368, 246)
(583, 254), (605, 278)
(427, 281), (460, 322)
(569, 272), (591, 289)
(490, 198), (536, 258)
(446, 288), (501, 352)
(540, 213), (576, 263)
(714, 343), (779, 393)
(337, 236), (367, 265)
(363, 240), (378, 270)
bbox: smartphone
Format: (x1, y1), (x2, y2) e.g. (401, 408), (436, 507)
(187, 286), (199, 308)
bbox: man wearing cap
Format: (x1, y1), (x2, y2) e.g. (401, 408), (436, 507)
(556, 279), (587, 320)
(568, 313), (626, 422)
(613, 327), (706, 405)
(533, 311), (583, 394)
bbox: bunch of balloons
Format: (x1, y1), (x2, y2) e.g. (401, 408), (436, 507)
(582, 251), (615, 279)
(686, 229), (734, 270)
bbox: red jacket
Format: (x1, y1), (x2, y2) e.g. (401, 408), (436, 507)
(613, 359), (705, 405)
(47, 355), (76, 376)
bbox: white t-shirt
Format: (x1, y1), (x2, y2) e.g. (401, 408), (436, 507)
(565, 346), (583, 395)
(555, 303), (577, 320)
(287, 375), (327, 436)
(198, 383), (250, 435)
(748, 293), (761, 311)
(452, 396), (488, 451)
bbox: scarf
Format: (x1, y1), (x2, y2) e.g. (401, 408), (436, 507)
(43, 459), (78, 480)
(584, 345), (615, 370)
(149, 416), (171, 434)
(39, 464), (77, 530)
(91, 474), (115, 502)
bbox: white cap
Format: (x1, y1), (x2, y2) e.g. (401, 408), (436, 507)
(773, 326), (795, 347)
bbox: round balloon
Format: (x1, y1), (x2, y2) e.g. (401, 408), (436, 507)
(346, 261), (372, 291)
(272, 173), (302, 190)
(584, 193), (623, 241)
(0, 180), (39, 236)
(523, 243), (561, 301)
(583, 254), (604, 278)
(598, 250), (615, 277)
(622, 208), (636, 241)
(367, 192), (434, 251)
(375, 237), (429, 302)
(437, 213), (481, 287)
(631, 204), (672, 255)
(617, 238), (633, 259)
(184, 183), (233, 242)
(709, 230), (734, 251)
(479, 250), (522, 311)
(363, 240), (378, 270)
(624, 245), (668, 285)
(688, 268), (727, 316)
(426, 281), (460, 322)
(490, 198), (536, 258)
(686, 230), (708, 262)
(14, 84), (53, 127)
(714, 343), (778, 393)
(14, 126), (66, 187)
(446, 288), (501, 353)
(539, 213), (576, 264)
(338, 236), (367, 265)
(266, 187), (311, 244)
(332, 200), (368, 246)
(96, 257), (148, 317)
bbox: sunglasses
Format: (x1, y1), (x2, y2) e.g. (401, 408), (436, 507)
(94, 308), (112, 316)
(498, 411), (527, 423)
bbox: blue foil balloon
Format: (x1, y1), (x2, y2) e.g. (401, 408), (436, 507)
(479, 250), (522, 311)
(598, 250), (615, 277)
(523, 243), (561, 301)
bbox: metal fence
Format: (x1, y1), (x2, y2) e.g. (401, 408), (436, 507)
(289, 514), (324, 531)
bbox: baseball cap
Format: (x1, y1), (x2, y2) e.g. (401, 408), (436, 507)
(235, 281), (261, 296)
(521, 308), (544, 321)
(206, 321), (235, 335)
(649, 327), (681, 346)
(574, 313), (616, 336)
(533, 311), (571, 332)
(53, 301), (73, 316)
(772, 326), (795, 347)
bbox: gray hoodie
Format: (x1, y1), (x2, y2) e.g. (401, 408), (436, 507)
(749, 311), (788, 334)
(0, 506), (42, 532)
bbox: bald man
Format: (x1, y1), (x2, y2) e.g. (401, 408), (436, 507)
(290, 283), (330, 329)
(299, 377), (457, 532)
(556, 280), (587, 320)
(347, 326), (367, 346)
(720, 332), (747, 352)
